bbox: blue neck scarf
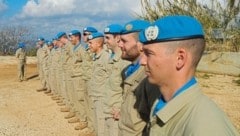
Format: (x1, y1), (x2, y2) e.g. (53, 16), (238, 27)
(152, 77), (197, 116)
(73, 43), (81, 51)
(110, 52), (115, 59)
(124, 60), (141, 78)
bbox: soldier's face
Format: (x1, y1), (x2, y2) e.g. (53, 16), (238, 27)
(70, 35), (77, 45)
(104, 34), (119, 50)
(53, 40), (57, 46)
(119, 33), (141, 61)
(88, 39), (98, 53)
(140, 43), (175, 85)
(38, 41), (44, 46)
(83, 32), (91, 42)
(56, 40), (63, 47)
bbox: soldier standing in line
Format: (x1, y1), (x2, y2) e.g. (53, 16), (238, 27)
(139, 15), (239, 136)
(103, 24), (129, 136)
(50, 37), (62, 99)
(44, 40), (54, 94)
(116, 20), (160, 136)
(46, 39), (57, 96)
(68, 30), (93, 132)
(87, 32), (110, 136)
(15, 42), (27, 82)
(54, 32), (75, 117)
(76, 26), (98, 136)
(36, 37), (48, 91)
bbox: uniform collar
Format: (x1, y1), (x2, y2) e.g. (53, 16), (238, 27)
(73, 42), (81, 51)
(108, 49), (122, 63)
(124, 66), (145, 86)
(93, 49), (105, 60)
(153, 83), (201, 123)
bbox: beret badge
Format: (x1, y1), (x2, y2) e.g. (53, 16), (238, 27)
(104, 27), (110, 33)
(88, 35), (93, 40)
(125, 24), (133, 31)
(145, 25), (159, 41)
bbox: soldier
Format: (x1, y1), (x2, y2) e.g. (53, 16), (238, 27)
(87, 32), (110, 136)
(139, 15), (239, 136)
(83, 27), (98, 43)
(54, 32), (74, 115)
(78, 26), (98, 136)
(36, 37), (48, 91)
(117, 20), (160, 136)
(47, 38), (58, 96)
(44, 40), (54, 94)
(50, 37), (62, 100)
(103, 24), (129, 136)
(68, 29), (93, 131)
(15, 42), (27, 82)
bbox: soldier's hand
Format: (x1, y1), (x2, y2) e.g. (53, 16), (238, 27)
(112, 107), (120, 120)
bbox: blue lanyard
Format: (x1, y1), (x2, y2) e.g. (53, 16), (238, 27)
(152, 77), (197, 116)
(124, 60), (141, 78)
(73, 43), (81, 51)
(110, 52), (115, 59)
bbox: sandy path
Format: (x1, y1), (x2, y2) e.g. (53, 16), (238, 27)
(0, 63), (79, 136)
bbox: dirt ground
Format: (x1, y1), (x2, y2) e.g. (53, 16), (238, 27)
(0, 56), (239, 135)
(0, 57), (79, 136)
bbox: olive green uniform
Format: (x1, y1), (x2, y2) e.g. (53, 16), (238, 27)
(88, 49), (110, 136)
(149, 84), (240, 136)
(60, 42), (73, 107)
(71, 43), (92, 122)
(104, 50), (129, 136)
(119, 65), (160, 136)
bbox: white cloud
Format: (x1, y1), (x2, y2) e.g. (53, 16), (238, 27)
(19, 0), (76, 17)
(18, 0), (141, 18)
(3, 0), (142, 40)
(0, 0), (8, 12)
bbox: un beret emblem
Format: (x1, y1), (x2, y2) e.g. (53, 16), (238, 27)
(104, 27), (110, 33)
(88, 35), (93, 40)
(125, 24), (133, 31)
(145, 26), (159, 41)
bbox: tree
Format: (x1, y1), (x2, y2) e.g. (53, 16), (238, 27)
(138, 0), (240, 52)
(0, 25), (36, 55)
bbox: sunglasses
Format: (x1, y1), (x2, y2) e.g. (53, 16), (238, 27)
(83, 33), (90, 36)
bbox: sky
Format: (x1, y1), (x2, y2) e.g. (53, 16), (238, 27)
(0, 0), (142, 40)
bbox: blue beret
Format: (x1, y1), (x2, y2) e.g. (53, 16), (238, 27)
(69, 30), (81, 36)
(45, 40), (53, 46)
(121, 20), (150, 34)
(88, 32), (104, 40)
(56, 32), (67, 40)
(83, 26), (98, 33)
(18, 42), (25, 48)
(104, 24), (123, 34)
(139, 15), (204, 44)
(37, 37), (44, 41)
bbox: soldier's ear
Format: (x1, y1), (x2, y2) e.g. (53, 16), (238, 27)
(176, 47), (186, 70)
(115, 35), (121, 43)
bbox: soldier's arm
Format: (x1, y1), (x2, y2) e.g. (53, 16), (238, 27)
(15, 49), (20, 58)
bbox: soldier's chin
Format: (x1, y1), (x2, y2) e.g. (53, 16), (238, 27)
(147, 76), (156, 84)
(120, 54), (127, 60)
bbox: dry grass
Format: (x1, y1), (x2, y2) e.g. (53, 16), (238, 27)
(197, 72), (240, 132)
